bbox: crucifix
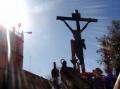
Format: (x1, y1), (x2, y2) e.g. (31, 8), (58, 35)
(57, 10), (97, 73)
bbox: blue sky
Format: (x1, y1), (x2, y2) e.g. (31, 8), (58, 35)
(23, 0), (120, 77)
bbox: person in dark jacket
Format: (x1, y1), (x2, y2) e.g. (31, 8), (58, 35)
(51, 62), (59, 89)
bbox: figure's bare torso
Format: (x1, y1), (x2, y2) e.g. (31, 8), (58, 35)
(72, 30), (81, 41)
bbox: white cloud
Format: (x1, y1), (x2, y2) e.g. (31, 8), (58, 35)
(30, 0), (62, 14)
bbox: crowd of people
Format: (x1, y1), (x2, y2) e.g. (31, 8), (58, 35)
(51, 60), (119, 89)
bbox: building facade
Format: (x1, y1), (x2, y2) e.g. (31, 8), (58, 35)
(0, 25), (23, 69)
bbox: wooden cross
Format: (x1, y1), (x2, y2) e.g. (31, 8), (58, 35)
(57, 10), (97, 73)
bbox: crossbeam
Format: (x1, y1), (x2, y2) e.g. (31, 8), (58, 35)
(57, 16), (97, 22)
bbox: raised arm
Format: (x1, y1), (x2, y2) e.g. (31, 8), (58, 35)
(80, 22), (90, 32)
(62, 20), (73, 33)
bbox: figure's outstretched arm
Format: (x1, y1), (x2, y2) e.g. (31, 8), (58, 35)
(62, 20), (73, 33)
(81, 22), (90, 32)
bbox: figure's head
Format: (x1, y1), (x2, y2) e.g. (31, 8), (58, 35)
(61, 59), (67, 67)
(72, 9), (81, 19)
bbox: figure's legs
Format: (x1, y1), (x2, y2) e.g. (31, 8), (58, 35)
(71, 40), (86, 72)
(76, 51), (85, 72)
(71, 40), (76, 60)
(71, 40), (77, 70)
(76, 51), (84, 64)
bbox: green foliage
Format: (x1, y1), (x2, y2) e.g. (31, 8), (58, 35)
(97, 20), (120, 72)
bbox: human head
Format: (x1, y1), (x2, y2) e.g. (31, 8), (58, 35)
(93, 68), (103, 77)
(61, 59), (67, 67)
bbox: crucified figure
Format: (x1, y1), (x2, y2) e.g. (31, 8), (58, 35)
(62, 20), (90, 65)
